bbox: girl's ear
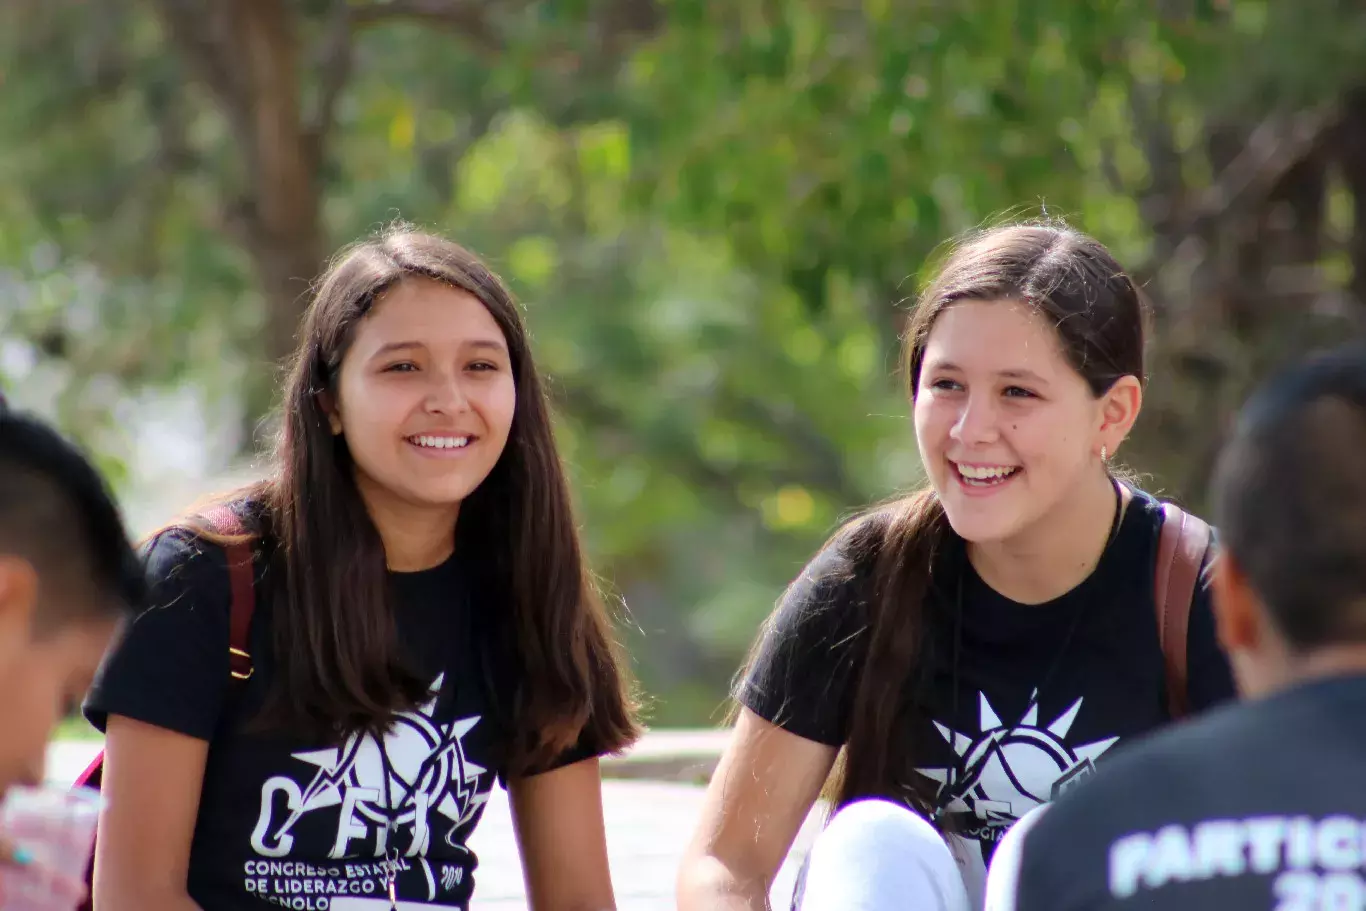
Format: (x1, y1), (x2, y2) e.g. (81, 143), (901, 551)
(318, 391), (342, 436)
(1097, 375), (1143, 459)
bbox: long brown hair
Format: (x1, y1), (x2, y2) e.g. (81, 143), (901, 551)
(812, 221), (1150, 814)
(191, 226), (640, 773)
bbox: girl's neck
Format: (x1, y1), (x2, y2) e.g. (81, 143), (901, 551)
(356, 478), (459, 572)
(966, 471), (1126, 606)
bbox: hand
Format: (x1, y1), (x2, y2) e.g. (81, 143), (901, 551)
(0, 832), (35, 868)
(0, 833), (88, 906)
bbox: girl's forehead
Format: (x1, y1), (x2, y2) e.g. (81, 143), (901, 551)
(926, 300), (1067, 371)
(347, 281), (505, 354)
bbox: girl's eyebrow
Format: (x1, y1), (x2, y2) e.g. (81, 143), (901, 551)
(926, 360), (1049, 385)
(369, 338), (508, 359)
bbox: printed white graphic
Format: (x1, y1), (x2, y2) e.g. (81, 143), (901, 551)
(918, 692), (1119, 834)
(248, 675), (489, 905)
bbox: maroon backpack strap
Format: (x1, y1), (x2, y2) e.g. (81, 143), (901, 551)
(201, 505), (257, 680)
(74, 504), (259, 911)
(1154, 503), (1213, 720)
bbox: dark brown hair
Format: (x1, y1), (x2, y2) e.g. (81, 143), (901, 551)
(191, 226), (640, 773)
(1212, 344), (1366, 650)
(0, 409), (146, 632)
(815, 221), (1149, 814)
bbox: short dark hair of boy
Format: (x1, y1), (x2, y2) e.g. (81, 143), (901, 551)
(0, 409), (145, 633)
(1212, 344), (1366, 649)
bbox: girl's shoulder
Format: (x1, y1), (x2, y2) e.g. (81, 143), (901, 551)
(142, 525), (229, 592)
(1125, 484), (1210, 527)
(83, 501), (269, 739)
(796, 506), (894, 587)
(1125, 483), (1166, 517)
(140, 498), (272, 603)
(778, 504), (922, 628)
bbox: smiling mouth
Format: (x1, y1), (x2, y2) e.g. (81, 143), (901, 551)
(954, 462), (1020, 487)
(406, 434), (473, 450)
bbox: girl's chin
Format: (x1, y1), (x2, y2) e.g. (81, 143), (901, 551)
(939, 493), (1033, 544)
(943, 514), (1026, 545)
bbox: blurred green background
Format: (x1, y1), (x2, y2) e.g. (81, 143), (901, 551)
(5, 0), (1366, 728)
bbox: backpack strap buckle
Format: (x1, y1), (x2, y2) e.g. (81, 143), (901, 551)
(229, 647), (255, 680)
(203, 504), (258, 685)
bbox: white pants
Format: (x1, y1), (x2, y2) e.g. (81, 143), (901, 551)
(794, 799), (1047, 911)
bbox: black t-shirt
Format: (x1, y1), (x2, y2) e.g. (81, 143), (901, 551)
(738, 486), (1236, 906)
(85, 526), (591, 911)
(1003, 673), (1366, 910)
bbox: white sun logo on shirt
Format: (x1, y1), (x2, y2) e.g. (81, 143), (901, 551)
(918, 691), (1119, 828)
(278, 674), (490, 855)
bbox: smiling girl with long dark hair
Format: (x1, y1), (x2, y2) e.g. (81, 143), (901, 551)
(85, 228), (641, 910)
(679, 222), (1236, 911)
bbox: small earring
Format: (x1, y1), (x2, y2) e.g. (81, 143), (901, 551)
(1100, 445), (1109, 463)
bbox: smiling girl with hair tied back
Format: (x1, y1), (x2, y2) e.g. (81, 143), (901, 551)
(678, 220), (1237, 911)
(84, 226), (641, 910)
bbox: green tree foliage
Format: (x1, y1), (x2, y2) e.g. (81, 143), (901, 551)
(2, 0), (1365, 721)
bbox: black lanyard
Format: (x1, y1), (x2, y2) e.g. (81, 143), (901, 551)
(932, 478), (1125, 820)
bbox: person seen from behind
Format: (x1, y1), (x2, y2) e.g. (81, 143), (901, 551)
(84, 226), (642, 910)
(678, 220), (1236, 911)
(0, 406), (144, 894)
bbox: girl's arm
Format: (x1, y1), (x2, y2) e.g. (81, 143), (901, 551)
(93, 715), (208, 911)
(678, 535), (864, 908)
(508, 756), (616, 911)
(676, 708), (837, 911)
(83, 532), (239, 911)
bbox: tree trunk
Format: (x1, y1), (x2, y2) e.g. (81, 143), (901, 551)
(231, 0), (326, 446)
(243, 234), (325, 447)
(150, 0), (326, 447)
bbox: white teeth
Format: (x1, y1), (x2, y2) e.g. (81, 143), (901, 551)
(957, 464), (1018, 480)
(410, 435), (470, 450)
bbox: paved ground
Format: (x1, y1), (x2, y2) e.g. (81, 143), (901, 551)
(468, 780), (817, 909)
(46, 738), (820, 909)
